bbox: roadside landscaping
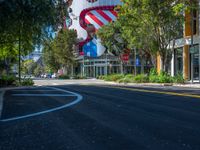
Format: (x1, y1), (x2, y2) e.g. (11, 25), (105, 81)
(58, 75), (87, 80)
(97, 69), (185, 84)
(0, 75), (34, 87)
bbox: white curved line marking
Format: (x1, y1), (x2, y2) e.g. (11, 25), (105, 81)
(12, 94), (76, 97)
(0, 87), (83, 122)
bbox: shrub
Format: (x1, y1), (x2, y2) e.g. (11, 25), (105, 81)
(157, 71), (173, 83)
(104, 74), (124, 82)
(117, 74), (135, 83)
(58, 75), (70, 79)
(77, 76), (87, 79)
(149, 68), (159, 83)
(125, 74), (134, 79)
(149, 70), (173, 83)
(118, 77), (135, 83)
(149, 68), (158, 76)
(133, 74), (149, 83)
(173, 73), (185, 84)
(100, 75), (106, 80)
(149, 75), (159, 83)
(19, 78), (34, 86)
(0, 75), (16, 86)
(97, 75), (103, 79)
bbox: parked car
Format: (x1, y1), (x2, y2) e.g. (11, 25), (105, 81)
(22, 75), (35, 79)
(51, 73), (57, 78)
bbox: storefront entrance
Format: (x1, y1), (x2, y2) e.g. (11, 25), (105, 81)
(190, 45), (200, 81)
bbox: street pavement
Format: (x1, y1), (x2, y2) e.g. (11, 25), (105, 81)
(0, 79), (200, 150)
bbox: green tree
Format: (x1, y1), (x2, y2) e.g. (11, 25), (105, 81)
(0, 43), (18, 74)
(117, 0), (185, 71)
(21, 59), (37, 75)
(42, 39), (60, 73)
(0, 0), (68, 81)
(53, 29), (77, 74)
(33, 64), (45, 77)
(97, 22), (127, 55)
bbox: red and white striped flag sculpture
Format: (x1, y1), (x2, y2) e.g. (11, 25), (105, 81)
(84, 9), (118, 30)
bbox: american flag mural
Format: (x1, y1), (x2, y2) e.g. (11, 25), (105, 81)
(68, 0), (122, 57)
(84, 10), (118, 30)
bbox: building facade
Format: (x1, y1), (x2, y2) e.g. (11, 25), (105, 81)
(157, 1), (200, 82)
(67, 0), (133, 77)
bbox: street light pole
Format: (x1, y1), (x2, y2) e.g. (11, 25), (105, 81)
(105, 52), (108, 76)
(83, 55), (85, 77)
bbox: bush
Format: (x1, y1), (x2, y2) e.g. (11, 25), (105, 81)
(149, 70), (173, 83)
(149, 75), (159, 83)
(97, 75), (105, 80)
(19, 78), (34, 86)
(133, 74), (149, 83)
(118, 77), (135, 83)
(125, 74), (134, 79)
(149, 68), (158, 76)
(157, 71), (173, 83)
(149, 68), (159, 83)
(99, 69), (185, 84)
(77, 75), (87, 79)
(99, 75), (106, 80)
(104, 74), (124, 82)
(58, 75), (70, 79)
(173, 73), (185, 84)
(118, 74), (135, 83)
(0, 75), (16, 86)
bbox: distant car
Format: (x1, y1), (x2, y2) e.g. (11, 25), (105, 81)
(51, 73), (57, 78)
(40, 74), (44, 78)
(44, 74), (47, 78)
(22, 75), (34, 79)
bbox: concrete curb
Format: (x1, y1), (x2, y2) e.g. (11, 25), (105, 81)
(97, 80), (200, 89)
(0, 89), (5, 119)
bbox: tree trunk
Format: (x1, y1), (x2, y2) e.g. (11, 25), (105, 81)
(150, 55), (155, 68)
(4, 57), (9, 75)
(160, 56), (165, 72)
(71, 64), (74, 77)
(120, 60), (123, 74)
(140, 56), (144, 74)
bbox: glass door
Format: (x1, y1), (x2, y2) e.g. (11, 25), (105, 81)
(190, 45), (199, 81)
(193, 53), (199, 80)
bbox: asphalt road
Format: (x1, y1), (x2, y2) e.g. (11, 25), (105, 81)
(0, 83), (200, 150)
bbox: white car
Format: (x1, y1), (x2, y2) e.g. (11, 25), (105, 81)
(51, 73), (57, 78)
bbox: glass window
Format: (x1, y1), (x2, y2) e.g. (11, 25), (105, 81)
(190, 44), (199, 80)
(175, 47), (183, 75)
